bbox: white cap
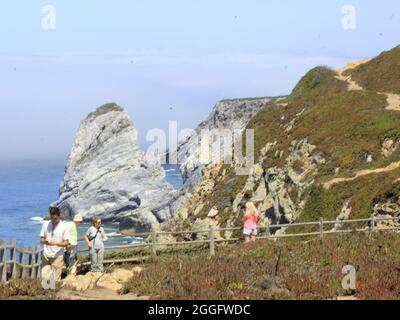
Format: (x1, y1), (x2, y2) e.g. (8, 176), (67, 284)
(73, 214), (83, 222)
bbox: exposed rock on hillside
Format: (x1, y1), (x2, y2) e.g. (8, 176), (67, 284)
(175, 97), (275, 189)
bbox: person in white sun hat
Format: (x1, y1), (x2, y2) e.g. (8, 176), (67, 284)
(65, 214), (83, 275)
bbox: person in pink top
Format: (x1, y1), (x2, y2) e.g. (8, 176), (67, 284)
(242, 202), (260, 243)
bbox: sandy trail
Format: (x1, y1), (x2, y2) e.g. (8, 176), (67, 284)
(57, 288), (150, 300)
(334, 72), (364, 91)
(334, 60), (368, 91)
(323, 161), (400, 189)
(334, 61), (400, 112)
(380, 92), (400, 111)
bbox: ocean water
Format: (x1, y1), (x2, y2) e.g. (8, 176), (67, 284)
(0, 161), (182, 248)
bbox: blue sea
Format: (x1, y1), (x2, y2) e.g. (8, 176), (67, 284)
(0, 161), (183, 248)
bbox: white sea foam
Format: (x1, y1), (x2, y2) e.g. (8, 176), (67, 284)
(106, 232), (122, 237)
(131, 237), (144, 244)
(30, 217), (44, 224)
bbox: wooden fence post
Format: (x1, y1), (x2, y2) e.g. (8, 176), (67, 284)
(37, 246), (42, 278)
(0, 240), (6, 283)
(266, 223), (271, 238)
(32, 246), (37, 279)
(371, 214), (375, 232)
(28, 247), (34, 279)
(18, 247), (27, 279)
(10, 239), (17, 279)
(151, 230), (157, 256)
(32, 246), (40, 279)
(319, 218), (324, 239)
(209, 225), (215, 257)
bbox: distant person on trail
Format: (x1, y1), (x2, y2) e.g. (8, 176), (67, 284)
(65, 214), (83, 275)
(40, 207), (69, 281)
(84, 216), (108, 272)
(242, 202), (260, 243)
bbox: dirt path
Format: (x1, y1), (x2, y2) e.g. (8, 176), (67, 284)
(336, 295), (358, 300)
(334, 60), (368, 91)
(323, 160), (400, 189)
(335, 72), (363, 91)
(334, 61), (400, 112)
(57, 288), (150, 300)
(380, 92), (400, 111)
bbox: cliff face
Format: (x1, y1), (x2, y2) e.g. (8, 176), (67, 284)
(162, 45), (400, 238)
(52, 103), (176, 232)
(176, 97), (275, 189)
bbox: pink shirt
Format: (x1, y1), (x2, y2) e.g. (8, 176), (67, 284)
(243, 211), (260, 230)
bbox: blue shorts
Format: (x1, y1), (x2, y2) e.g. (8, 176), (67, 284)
(243, 228), (257, 236)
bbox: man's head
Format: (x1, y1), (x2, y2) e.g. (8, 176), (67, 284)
(49, 206), (61, 225)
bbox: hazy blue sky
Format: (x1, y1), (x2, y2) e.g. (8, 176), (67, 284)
(0, 0), (399, 161)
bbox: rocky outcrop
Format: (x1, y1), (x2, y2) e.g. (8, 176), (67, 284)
(381, 138), (399, 158)
(52, 103), (176, 232)
(175, 97), (273, 189)
(163, 136), (325, 239)
(224, 138), (325, 235)
(62, 268), (142, 292)
(157, 97), (279, 239)
(333, 200), (352, 231)
(373, 195), (400, 228)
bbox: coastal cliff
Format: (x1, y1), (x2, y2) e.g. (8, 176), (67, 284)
(161, 45), (400, 238)
(175, 97), (275, 190)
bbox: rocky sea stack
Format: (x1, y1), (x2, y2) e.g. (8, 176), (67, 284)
(52, 103), (177, 232)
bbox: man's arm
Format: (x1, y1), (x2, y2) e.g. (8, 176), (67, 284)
(46, 225), (69, 247)
(84, 233), (93, 248)
(46, 240), (68, 247)
(100, 228), (108, 241)
(40, 223), (47, 244)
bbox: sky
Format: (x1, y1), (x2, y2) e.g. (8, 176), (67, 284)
(0, 0), (399, 162)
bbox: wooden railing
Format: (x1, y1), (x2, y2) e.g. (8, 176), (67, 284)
(76, 214), (400, 259)
(0, 240), (41, 283)
(1, 215), (399, 282)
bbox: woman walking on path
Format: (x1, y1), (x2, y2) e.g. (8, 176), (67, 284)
(84, 216), (108, 272)
(242, 202), (260, 243)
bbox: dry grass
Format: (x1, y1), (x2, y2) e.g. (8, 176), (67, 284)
(0, 279), (59, 300)
(123, 232), (400, 300)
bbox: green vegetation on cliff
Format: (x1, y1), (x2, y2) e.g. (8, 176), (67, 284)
(344, 45), (400, 94)
(188, 45), (400, 228)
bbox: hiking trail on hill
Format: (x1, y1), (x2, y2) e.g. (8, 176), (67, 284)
(320, 62), (400, 189)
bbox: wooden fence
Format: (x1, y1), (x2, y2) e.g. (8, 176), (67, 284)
(1, 214), (399, 282)
(0, 240), (41, 283)
(77, 214), (400, 260)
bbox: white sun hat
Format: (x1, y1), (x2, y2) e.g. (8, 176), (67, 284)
(73, 214), (83, 222)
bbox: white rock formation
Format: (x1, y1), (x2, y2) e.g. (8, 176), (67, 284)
(52, 103), (176, 232)
(174, 97), (273, 189)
